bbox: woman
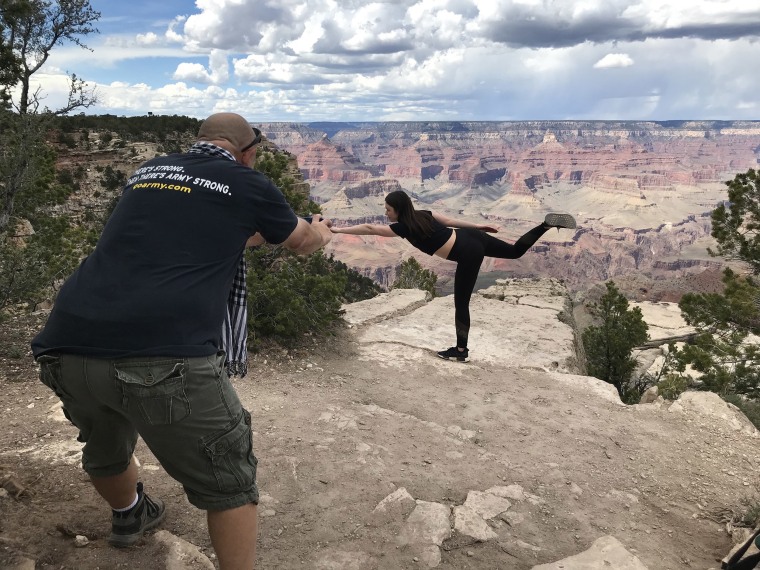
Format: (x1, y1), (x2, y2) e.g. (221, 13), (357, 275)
(330, 190), (576, 362)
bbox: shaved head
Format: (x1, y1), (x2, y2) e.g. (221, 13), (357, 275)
(197, 113), (256, 151)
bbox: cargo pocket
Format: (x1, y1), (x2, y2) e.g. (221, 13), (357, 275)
(37, 354), (72, 400)
(37, 354), (77, 430)
(201, 409), (257, 493)
(114, 359), (190, 425)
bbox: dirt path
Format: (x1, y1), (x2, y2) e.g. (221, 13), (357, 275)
(1, 305), (758, 569)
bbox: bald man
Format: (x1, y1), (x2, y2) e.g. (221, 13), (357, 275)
(31, 113), (331, 569)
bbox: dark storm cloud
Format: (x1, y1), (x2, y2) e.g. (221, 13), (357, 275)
(478, 4), (760, 48)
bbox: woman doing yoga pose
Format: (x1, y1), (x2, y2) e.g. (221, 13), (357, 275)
(330, 190), (576, 362)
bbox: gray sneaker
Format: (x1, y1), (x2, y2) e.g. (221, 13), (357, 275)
(544, 213), (576, 229)
(108, 482), (166, 547)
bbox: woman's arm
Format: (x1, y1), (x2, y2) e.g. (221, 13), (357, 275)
(431, 211), (500, 233)
(331, 223), (398, 237)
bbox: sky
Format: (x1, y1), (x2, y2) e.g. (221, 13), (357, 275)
(24, 0), (760, 122)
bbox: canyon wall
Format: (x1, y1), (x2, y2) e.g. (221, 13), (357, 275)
(259, 121), (760, 294)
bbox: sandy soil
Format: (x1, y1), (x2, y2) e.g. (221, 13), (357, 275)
(1, 310), (758, 570)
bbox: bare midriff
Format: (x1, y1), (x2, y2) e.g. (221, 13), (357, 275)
(433, 230), (457, 259)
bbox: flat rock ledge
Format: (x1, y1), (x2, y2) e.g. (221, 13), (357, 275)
(531, 535), (649, 569)
(320, 485), (651, 569)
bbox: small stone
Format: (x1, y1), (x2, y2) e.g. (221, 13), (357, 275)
(74, 535), (89, 547)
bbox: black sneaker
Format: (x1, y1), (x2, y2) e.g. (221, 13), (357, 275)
(108, 482), (166, 547)
(544, 213), (576, 229)
(437, 347), (469, 362)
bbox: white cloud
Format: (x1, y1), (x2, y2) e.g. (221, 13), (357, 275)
(135, 32), (160, 46)
(285, 13), (327, 54)
(173, 50), (230, 85)
(173, 63), (213, 84)
(165, 16), (187, 44)
(405, 4), (468, 48)
(24, 1), (760, 121)
(594, 53), (635, 68)
(625, 0), (760, 30)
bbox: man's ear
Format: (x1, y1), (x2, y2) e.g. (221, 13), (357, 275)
(241, 147), (257, 165)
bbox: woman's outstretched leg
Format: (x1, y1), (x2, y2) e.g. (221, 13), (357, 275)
(482, 213), (576, 260)
(481, 223), (547, 259)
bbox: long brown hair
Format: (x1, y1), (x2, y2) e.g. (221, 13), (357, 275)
(385, 190), (435, 237)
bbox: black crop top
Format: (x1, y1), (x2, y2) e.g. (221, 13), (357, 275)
(389, 211), (453, 255)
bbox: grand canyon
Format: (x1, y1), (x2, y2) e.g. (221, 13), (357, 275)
(259, 121), (760, 297)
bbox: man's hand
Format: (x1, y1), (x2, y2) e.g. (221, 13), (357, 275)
(311, 216), (333, 246)
(309, 214), (333, 228)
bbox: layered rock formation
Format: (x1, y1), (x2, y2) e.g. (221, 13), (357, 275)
(258, 121), (760, 293)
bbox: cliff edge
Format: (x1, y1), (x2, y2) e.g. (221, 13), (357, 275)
(1, 279), (758, 569)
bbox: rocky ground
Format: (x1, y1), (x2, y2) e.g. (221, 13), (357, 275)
(1, 280), (759, 570)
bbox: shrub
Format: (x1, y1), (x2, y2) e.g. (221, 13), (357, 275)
(0, 216), (94, 311)
(240, 146), (381, 345)
(57, 131), (77, 148)
(657, 374), (689, 401)
(738, 497), (760, 528)
(57, 168), (74, 186)
(100, 165), (125, 192)
(676, 270), (760, 399)
(392, 257), (437, 297)
(246, 248), (347, 346)
(582, 281), (649, 403)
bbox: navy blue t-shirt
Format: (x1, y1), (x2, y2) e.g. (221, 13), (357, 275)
(32, 150), (298, 358)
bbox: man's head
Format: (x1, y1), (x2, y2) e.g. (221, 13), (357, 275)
(197, 113), (261, 164)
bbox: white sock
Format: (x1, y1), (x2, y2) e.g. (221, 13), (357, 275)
(113, 493), (139, 512)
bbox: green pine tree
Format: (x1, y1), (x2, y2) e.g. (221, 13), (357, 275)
(671, 168), (760, 403)
(391, 257), (437, 297)
(582, 281), (649, 403)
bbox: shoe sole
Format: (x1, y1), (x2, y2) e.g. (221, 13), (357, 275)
(108, 508), (166, 548)
(544, 213), (576, 229)
(437, 354), (470, 362)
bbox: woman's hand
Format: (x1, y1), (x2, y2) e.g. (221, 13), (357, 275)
(480, 224), (500, 233)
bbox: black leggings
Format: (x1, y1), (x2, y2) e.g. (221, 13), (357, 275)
(445, 224), (548, 348)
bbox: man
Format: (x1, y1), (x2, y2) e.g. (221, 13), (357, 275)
(31, 112), (332, 569)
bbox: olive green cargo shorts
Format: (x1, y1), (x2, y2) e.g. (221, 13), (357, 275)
(37, 351), (258, 511)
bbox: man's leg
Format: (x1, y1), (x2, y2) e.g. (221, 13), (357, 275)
(38, 353), (140, 509)
(90, 455), (139, 509)
(121, 354), (259, 562)
(208, 504), (258, 570)
(37, 354), (162, 547)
